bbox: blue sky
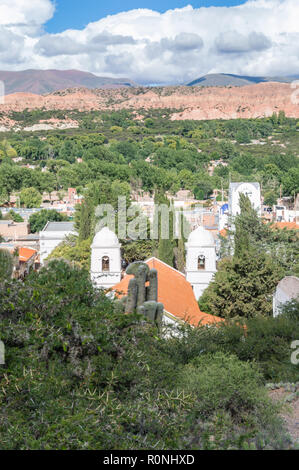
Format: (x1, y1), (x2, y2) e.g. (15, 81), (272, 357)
(46, 1), (247, 33)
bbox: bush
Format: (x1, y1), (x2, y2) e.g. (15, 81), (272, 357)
(176, 352), (286, 449)
(163, 315), (299, 383)
(0, 261), (294, 449)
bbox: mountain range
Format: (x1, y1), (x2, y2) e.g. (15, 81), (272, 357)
(186, 73), (299, 87)
(0, 69), (137, 95)
(1, 70), (299, 95)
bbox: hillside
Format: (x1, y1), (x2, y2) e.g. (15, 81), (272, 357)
(186, 73), (299, 87)
(0, 82), (299, 130)
(0, 69), (137, 95)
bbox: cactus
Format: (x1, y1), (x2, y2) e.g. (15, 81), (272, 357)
(156, 302), (164, 328)
(147, 269), (158, 301)
(120, 261), (164, 329)
(125, 278), (138, 314)
(136, 265), (148, 306)
(137, 301), (157, 323)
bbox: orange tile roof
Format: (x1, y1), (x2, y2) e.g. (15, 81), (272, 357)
(113, 257), (223, 327)
(219, 228), (228, 237)
(274, 222), (299, 230)
(19, 247), (37, 262)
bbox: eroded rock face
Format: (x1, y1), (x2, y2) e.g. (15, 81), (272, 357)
(0, 83), (298, 127)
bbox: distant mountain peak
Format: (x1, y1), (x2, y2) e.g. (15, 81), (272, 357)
(0, 69), (138, 95)
(186, 73), (299, 87)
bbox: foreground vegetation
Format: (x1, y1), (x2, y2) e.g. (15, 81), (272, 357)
(0, 260), (298, 450)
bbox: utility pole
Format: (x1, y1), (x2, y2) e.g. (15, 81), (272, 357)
(221, 178), (224, 203)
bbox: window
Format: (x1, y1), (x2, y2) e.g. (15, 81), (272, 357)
(102, 256), (110, 272)
(198, 255), (205, 270)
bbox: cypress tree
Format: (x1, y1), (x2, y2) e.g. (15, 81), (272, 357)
(0, 249), (14, 281)
(77, 197), (94, 242)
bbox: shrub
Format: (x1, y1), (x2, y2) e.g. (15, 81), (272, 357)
(177, 353), (288, 449)
(163, 315), (299, 382)
(0, 261), (294, 449)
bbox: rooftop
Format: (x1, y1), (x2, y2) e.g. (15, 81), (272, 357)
(187, 225), (215, 247)
(229, 182), (260, 190)
(274, 222), (299, 230)
(92, 227), (120, 248)
(42, 222), (75, 232)
(19, 247), (37, 262)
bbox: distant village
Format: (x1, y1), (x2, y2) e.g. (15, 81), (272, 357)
(1, 182), (298, 325)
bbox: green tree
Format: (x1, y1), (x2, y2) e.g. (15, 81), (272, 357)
(154, 191), (175, 267)
(4, 210), (24, 223)
(200, 195), (284, 318)
(0, 249), (14, 281)
(75, 197), (94, 242)
(199, 252), (283, 319)
(47, 235), (91, 270)
(20, 187), (42, 208)
(263, 190), (277, 207)
(29, 209), (68, 233)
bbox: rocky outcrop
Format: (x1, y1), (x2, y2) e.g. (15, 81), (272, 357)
(0, 82), (298, 125)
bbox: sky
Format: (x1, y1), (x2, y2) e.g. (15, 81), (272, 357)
(46, 1), (248, 33)
(0, 0), (298, 84)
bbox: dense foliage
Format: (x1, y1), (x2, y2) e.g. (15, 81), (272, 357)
(0, 112), (298, 205)
(29, 209), (68, 233)
(0, 261), (297, 450)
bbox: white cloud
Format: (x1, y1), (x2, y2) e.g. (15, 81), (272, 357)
(0, 0), (54, 34)
(0, 0), (298, 84)
(215, 31), (271, 54)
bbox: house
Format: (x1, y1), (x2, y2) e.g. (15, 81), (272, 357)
(0, 245), (38, 279)
(40, 221), (76, 264)
(17, 247), (38, 278)
(0, 220), (29, 239)
(112, 257), (223, 328)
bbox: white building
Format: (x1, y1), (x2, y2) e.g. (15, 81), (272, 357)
(219, 203), (229, 231)
(91, 227), (121, 289)
(40, 221), (76, 265)
(185, 226), (217, 300)
(273, 276), (299, 317)
(229, 182), (261, 218)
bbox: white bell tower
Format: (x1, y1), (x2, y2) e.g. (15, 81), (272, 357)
(91, 227), (121, 289)
(185, 226), (217, 300)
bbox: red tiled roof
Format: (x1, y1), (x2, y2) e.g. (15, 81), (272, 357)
(274, 222), (299, 230)
(113, 257), (223, 327)
(219, 228), (228, 238)
(19, 247), (37, 262)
